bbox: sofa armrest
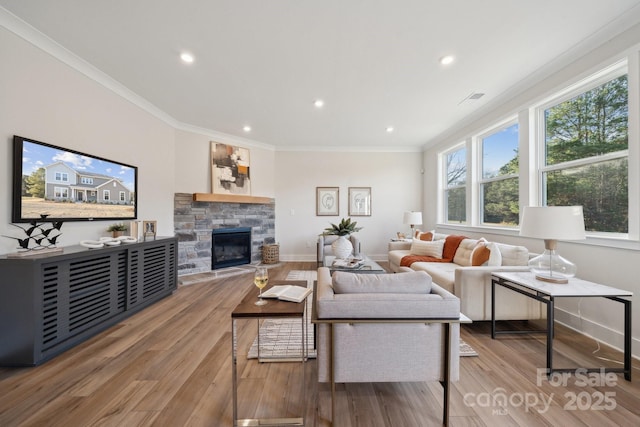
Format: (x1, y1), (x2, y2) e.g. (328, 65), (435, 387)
(454, 265), (532, 320)
(454, 265), (530, 290)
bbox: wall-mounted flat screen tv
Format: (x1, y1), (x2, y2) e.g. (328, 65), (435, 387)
(12, 135), (138, 223)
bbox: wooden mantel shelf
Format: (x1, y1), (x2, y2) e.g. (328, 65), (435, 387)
(192, 193), (275, 204)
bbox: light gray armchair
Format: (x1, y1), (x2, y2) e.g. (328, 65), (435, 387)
(317, 234), (361, 266)
(313, 267), (462, 424)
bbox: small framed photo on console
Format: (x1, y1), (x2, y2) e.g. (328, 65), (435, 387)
(143, 220), (157, 241)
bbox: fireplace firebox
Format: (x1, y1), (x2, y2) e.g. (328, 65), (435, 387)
(211, 227), (252, 269)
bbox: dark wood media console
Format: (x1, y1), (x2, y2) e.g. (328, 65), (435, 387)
(0, 236), (177, 366)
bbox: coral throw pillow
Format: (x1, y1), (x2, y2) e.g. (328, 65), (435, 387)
(470, 243), (491, 266)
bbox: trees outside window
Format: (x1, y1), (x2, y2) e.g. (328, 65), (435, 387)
(445, 147), (466, 223)
(480, 123), (519, 226)
(542, 74), (628, 233)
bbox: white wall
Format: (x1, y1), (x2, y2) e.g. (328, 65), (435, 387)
(422, 23), (640, 357)
(173, 129), (275, 196)
(274, 150), (422, 261)
(0, 27), (175, 254)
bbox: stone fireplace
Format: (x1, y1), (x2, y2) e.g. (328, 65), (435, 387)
(174, 193), (275, 276)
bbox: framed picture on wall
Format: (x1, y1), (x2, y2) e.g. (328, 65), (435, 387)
(316, 187), (339, 216)
(211, 142), (251, 195)
(348, 187), (371, 216)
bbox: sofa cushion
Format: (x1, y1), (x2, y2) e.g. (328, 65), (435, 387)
(410, 238), (444, 257)
(408, 262), (456, 293)
(332, 270), (432, 294)
(452, 238), (479, 266)
(486, 242), (502, 266)
(495, 242), (528, 266)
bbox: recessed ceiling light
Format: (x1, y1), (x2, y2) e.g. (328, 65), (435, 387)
(242, 125), (252, 132)
(180, 52), (195, 64)
(386, 126), (395, 133)
(314, 99), (324, 108)
(439, 55), (454, 65)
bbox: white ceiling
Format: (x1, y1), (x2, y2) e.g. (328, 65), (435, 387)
(2, 0), (640, 150)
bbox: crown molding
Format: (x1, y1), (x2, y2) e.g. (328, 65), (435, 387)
(2, 6), (423, 154)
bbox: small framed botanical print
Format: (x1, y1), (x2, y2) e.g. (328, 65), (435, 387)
(316, 187), (339, 216)
(348, 187), (371, 216)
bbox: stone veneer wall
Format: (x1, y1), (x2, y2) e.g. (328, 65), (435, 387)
(174, 193), (276, 276)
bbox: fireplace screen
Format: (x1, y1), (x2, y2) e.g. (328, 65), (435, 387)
(211, 227), (252, 269)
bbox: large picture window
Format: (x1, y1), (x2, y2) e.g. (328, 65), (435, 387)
(541, 73), (628, 233)
(445, 146), (466, 223)
(479, 123), (519, 226)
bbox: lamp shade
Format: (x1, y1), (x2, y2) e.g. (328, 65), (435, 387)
(519, 206), (585, 240)
(403, 211), (422, 226)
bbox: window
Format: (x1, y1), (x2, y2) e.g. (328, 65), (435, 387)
(54, 187), (69, 199)
(479, 123), (519, 226)
(81, 177), (93, 184)
(445, 146), (466, 223)
(541, 73), (628, 233)
(55, 172), (68, 182)
(103, 190), (110, 201)
(119, 191), (126, 202)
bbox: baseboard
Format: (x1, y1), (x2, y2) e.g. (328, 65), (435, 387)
(554, 306), (639, 360)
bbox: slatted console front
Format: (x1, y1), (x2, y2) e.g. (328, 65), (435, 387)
(0, 236), (177, 366)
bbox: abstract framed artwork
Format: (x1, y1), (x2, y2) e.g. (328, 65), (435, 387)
(348, 187), (371, 216)
(316, 187), (339, 216)
(211, 142), (251, 195)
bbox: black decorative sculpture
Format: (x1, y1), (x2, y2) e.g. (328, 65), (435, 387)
(2, 214), (63, 251)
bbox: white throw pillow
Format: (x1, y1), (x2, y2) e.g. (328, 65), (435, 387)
(410, 238), (444, 258)
(486, 242), (502, 266)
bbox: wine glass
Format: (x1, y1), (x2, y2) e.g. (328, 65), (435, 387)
(254, 266), (269, 306)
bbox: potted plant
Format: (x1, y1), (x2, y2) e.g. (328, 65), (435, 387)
(107, 222), (128, 238)
(323, 218), (362, 259)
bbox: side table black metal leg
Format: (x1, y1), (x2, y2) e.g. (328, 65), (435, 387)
(443, 323), (450, 427)
(491, 279), (496, 339)
(625, 299), (632, 381)
(547, 297), (554, 376)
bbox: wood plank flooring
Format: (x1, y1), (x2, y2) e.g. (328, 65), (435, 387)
(1, 262), (638, 426)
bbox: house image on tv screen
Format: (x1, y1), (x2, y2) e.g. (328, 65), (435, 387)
(44, 161), (133, 204)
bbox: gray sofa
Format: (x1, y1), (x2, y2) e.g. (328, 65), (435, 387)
(315, 266), (460, 383)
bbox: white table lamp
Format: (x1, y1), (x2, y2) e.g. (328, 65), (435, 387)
(403, 211), (422, 235)
(519, 206), (586, 284)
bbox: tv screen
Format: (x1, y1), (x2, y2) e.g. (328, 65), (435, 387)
(12, 135), (138, 223)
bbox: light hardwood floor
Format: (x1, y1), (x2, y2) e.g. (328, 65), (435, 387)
(1, 262), (638, 426)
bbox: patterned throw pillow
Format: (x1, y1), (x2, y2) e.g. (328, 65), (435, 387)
(410, 238), (444, 258)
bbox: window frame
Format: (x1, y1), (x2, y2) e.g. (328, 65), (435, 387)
(477, 119), (520, 227)
(533, 63), (629, 235)
(442, 144), (468, 225)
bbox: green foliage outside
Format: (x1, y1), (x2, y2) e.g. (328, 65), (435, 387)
(478, 74), (628, 232)
(24, 168), (45, 198)
(545, 75), (628, 233)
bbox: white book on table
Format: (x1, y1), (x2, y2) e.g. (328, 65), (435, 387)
(260, 285), (312, 303)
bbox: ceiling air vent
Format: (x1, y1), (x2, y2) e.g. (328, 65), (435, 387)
(458, 92), (485, 104)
